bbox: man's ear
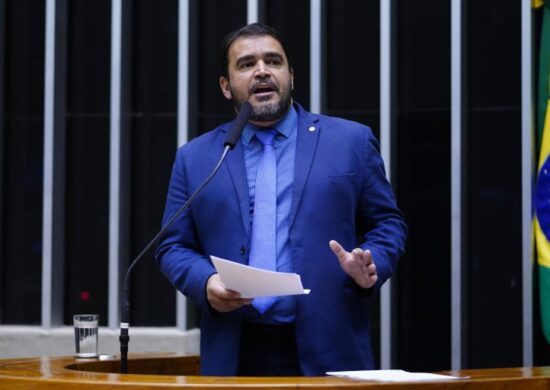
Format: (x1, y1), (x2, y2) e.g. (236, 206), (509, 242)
(219, 76), (232, 100)
(290, 68), (294, 91)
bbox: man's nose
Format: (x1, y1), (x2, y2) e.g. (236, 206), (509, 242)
(254, 61), (271, 77)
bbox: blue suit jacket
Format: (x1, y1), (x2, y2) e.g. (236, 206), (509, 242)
(156, 103), (407, 376)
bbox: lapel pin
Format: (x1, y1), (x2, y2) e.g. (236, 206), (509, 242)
(308, 126), (316, 132)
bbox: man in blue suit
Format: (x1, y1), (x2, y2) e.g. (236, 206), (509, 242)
(156, 23), (406, 376)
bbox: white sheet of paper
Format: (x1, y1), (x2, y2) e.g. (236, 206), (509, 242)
(210, 255), (310, 298)
(326, 370), (468, 382)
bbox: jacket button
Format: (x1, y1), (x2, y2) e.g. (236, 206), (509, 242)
(240, 246), (246, 255)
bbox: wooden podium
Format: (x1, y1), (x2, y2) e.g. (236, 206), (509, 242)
(0, 354), (549, 389)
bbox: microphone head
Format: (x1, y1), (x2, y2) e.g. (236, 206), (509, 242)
(238, 101), (253, 117)
(224, 101), (253, 149)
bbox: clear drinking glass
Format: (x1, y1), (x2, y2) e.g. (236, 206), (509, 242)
(73, 314), (99, 358)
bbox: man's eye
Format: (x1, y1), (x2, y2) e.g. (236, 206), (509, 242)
(239, 62), (253, 69)
(268, 59), (282, 65)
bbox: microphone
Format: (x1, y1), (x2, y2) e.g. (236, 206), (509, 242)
(119, 102), (253, 373)
(224, 101), (252, 149)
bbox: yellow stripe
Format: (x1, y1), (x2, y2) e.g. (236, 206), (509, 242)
(538, 99), (550, 171)
(533, 0), (545, 9)
(536, 217), (550, 267)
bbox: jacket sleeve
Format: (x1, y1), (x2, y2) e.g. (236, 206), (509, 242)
(155, 146), (216, 313)
(358, 128), (407, 291)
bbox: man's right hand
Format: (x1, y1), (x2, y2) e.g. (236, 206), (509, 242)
(206, 273), (253, 313)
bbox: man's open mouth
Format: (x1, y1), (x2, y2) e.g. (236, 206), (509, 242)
(251, 82), (277, 95)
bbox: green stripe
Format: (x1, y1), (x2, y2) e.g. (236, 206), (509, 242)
(541, 265), (550, 343)
(537, 7), (550, 147)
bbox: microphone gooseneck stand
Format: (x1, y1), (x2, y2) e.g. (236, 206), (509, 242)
(119, 102), (252, 374)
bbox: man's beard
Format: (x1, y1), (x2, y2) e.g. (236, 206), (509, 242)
(231, 80), (293, 122)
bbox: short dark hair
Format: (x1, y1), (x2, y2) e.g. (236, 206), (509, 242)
(219, 23), (293, 79)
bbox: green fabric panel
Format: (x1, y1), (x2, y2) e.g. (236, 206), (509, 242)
(540, 265), (550, 343)
(537, 7), (550, 145)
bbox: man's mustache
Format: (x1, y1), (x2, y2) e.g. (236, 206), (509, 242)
(249, 78), (279, 94)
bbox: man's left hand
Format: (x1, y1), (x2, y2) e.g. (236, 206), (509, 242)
(329, 240), (378, 289)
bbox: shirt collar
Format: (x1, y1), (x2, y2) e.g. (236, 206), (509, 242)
(242, 105), (298, 145)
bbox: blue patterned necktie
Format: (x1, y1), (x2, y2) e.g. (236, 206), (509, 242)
(249, 129), (278, 314)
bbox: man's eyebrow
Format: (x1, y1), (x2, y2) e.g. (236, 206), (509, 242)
(235, 54), (255, 66)
(235, 52), (285, 66)
(264, 52), (284, 61)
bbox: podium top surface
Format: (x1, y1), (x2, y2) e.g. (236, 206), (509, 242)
(0, 354), (550, 389)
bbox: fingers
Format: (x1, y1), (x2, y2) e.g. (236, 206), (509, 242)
(351, 247), (371, 265)
(209, 276), (240, 299)
(206, 274), (252, 313)
(358, 250), (376, 277)
(211, 296), (253, 313)
(351, 247), (365, 267)
(329, 240), (378, 289)
(361, 250), (378, 288)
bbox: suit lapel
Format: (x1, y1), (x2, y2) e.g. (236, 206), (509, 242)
(289, 107), (320, 229)
(223, 129), (251, 236)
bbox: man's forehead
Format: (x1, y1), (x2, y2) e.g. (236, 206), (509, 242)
(228, 36), (286, 60)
